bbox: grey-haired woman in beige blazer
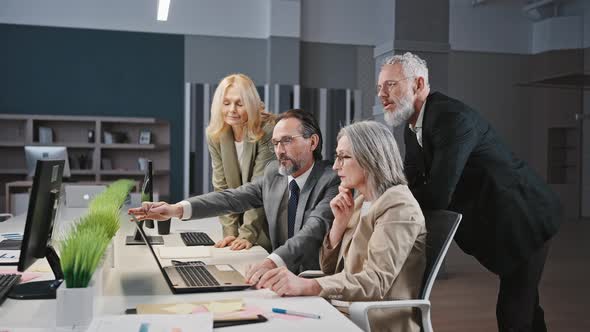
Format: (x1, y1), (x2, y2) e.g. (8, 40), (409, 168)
(206, 73), (275, 252)
(258, 121), (426, 332)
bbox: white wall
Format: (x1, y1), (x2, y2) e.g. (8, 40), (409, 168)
(300, 0), (377, 45)
(450, 0), (532, 54)
(0, 0), (269, 38)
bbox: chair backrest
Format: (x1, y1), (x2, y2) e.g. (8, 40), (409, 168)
(419, 210), (462, 300)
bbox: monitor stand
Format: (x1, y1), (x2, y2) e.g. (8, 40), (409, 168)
(8, 245), (64, 300)
(125, 221), (163, 245)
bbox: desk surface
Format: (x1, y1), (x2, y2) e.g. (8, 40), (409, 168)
(0, 205), (361, 331)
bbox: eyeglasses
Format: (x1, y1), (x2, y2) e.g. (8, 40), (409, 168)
(334, 153), (353, 166)
(376, 76), (414, 94)
(269, 134), (306, 152)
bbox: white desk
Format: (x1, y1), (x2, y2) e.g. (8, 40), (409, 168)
(0, 206), (361, 331)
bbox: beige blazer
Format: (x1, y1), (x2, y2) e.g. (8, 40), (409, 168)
(316, 185), (427, 332)
(207, 120), (275, 251)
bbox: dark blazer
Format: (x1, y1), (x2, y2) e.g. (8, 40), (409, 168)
(404, 92), (561, 276)
(187, 160), (339, 273)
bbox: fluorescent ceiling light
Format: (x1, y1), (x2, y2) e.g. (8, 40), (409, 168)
(157, 0), (171, 21)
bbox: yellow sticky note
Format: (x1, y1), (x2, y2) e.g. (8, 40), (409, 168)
(204, 300), (244, 313)
(161, 303), (199, 314)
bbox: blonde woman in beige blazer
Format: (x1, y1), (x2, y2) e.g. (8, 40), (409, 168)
(206, 74), (275, 252)
(258, 121), (427, 332)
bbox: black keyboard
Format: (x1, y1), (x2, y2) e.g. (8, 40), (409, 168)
(0, 274), (20, 305)
(175, 265), (219, 287)
(180, 232), (215, 246)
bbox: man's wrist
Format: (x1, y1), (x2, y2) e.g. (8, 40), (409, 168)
(172, 203), (184, 219)
(263, 258), (277, 269)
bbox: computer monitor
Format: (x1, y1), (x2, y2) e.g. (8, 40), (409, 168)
(25, 146), (71, 178)
(8, 160), (65, 300)
(125, 160), (163, 245)
(142, 160), (155, 229)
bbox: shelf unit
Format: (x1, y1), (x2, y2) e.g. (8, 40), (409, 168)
(0, 114), (170, 213)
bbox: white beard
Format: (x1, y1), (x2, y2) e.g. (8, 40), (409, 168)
(384, 94), (414, 127)
(384, 105), (414, 127)
(384, 93), (414, 127)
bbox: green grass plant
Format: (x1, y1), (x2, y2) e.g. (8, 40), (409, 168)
(59, 179), (135, 288)
(60, 224), (109, 288)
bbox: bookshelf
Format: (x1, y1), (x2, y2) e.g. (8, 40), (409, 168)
(0, 114), (170, 213)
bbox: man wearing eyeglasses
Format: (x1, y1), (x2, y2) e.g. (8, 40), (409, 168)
(377, 52), (561, 332)
(129, 108), (339, 284)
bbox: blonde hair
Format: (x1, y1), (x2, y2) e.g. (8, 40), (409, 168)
(206, 73), (274, 142)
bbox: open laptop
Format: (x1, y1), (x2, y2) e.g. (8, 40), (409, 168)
(132, 215), (252, 294)
(64, 185), (106, 208)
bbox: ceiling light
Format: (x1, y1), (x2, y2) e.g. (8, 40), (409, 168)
(157, 0), (171, 21)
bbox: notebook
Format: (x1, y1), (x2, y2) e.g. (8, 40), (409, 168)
(158, 246), (211, 259)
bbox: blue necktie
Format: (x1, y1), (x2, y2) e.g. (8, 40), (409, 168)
(287, 180), (300, 238)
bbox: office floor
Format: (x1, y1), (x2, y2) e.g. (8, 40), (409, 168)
(430, 219), (590, 332)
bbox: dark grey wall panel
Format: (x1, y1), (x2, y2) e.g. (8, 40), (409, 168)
(267, 37), (300, 84)
(355, 46), (375, 118)
(395, 0), (449, 43)
(0, 24), (185, 202)
(184, 35), (267, 84)
(301, 41), (357, 89)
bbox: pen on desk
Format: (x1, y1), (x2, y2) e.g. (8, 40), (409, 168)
(272, 308), (321, 319)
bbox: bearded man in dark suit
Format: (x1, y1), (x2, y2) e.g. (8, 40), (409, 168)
(377, 52), (561, 332)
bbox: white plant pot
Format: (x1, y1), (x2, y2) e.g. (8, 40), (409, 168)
(55, 278), (96, 328)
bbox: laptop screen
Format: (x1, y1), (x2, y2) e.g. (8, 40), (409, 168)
(131, 215), (167, 272)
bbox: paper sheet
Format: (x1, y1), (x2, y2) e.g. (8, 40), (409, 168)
(157, 246), (211, 259)
(137, 299), (247, 317)
(86, 314), (213, 332)
(0, 250), (19, 264)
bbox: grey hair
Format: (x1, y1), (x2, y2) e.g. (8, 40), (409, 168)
(383, 52), (429, 86)
(337, 121), (407, 200)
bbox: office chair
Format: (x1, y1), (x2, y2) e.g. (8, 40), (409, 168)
(348, 210), (462, 332)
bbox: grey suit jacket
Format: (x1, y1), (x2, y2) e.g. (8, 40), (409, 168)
(187, 160), (339, 272)
(207, 121), (275, 251)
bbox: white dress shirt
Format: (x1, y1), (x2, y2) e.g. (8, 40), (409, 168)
(267, 163), (314, 268)
(409, 102), (426, 147)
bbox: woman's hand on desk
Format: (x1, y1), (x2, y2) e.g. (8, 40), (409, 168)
(127, 202), (183, 221)
(214, 236), (253, 250)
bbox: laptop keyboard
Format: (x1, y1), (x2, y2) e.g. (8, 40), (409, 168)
(0, 274), (21, 305)
(176, 265), (220, 287)
(180, 232), (215, 246)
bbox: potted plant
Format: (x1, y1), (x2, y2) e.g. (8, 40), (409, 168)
(56, 179), (134, 327)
